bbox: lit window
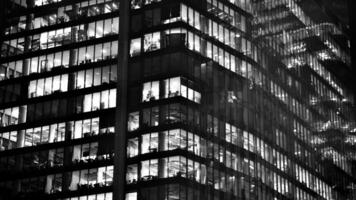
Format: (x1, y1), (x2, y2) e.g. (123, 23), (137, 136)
(130, 38), (141, 56)
(141, 133), (158, 154)
(144, 32), (160, 52)
(128, 112), (139, 131)
(142, 81), (159, 102)
(126, 165), (138, 184)
(127, 138), (139, 158)
(126, 192), (137, 200)
(141, 159), (158, 180)
(164, 77), (180, 98)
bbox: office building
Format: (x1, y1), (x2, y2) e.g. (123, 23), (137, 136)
(0, 0), (355, 200)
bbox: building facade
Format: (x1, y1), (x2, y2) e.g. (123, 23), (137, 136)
(0, 0), (355, 200)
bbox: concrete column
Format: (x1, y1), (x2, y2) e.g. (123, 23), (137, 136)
(15, 106), (27, 192)
(67, 22), (76, 90)
(22, 17), (33, 76)
(0, 1), (7, 48)
(62, 121), (74, 191)
(16, 1), (33, 192)
(61, 4), (80, 191)
(48, 124), (56, 143)
(69, 4), (78, 66)
(24, 15), (34, 52)
(22, 0), (34, 75)
(114, 0), (130, 199)
(68, 73), (76, 91)
(67, 4), (78, 92)
(69, 22), (78, 67)
(45, 150), (55, 193)
(16, 106), (27, 148)
(22, 59), (30, 76)
(158, 132), (166, 178)
(45, 175), (54, 194)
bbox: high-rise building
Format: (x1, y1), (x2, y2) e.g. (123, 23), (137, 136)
(0, 0), (355, 200)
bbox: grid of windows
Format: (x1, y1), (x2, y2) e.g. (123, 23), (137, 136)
(0, 0), (354, 200)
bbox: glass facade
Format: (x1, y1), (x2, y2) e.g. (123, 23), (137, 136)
(0, 0), (355, 200)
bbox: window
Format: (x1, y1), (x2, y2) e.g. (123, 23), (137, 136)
(28, 74), (68, 98)
(127, 138), (138, 158)
(73, 118), (99, 139)
(34, 0), (62, 7)
(0, 61), (22, 80)
(162, 129), (187, 151)
(126, 192), (137, 200)
(69, 166), (113, 191)
(0, 107), (20, 127)
(141, 132), (158, 154)
(141, 159), (158, 180)
(164, 77), (181, 98)
(142, 107), (159, 127)
(83, 89), (116, 113)
(143, 77), (201, 103)
(142, 81), (159, 102)
(130, 38), (141, 56)
(144, 32), (160, 52)
(0, 131), (17, 151)
(76, 41), (118, 65)
(162, 156), (186, 178)
(128, 112), (139, 131)
(161, 104), (184, 124)
(72, 142), (98, 162)
(126, 165), (138, 184)
(46, 173), (63, 193)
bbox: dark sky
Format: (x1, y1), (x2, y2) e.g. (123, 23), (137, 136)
(322, 0), (349, 26)
(299, 0), (349, 28)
